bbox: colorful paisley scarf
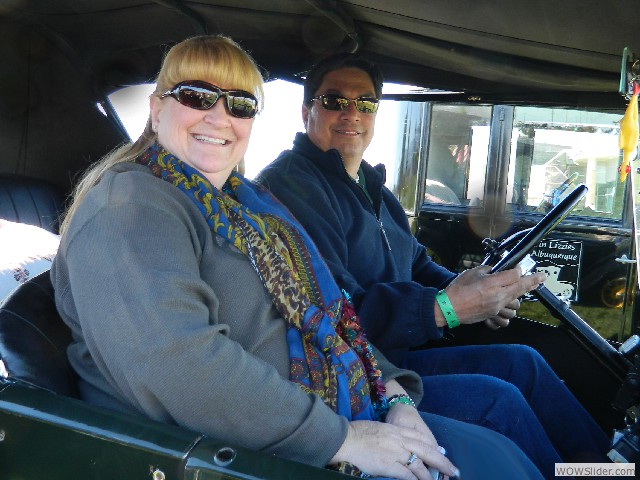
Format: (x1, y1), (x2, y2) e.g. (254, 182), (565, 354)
(137, 143), (386, 424)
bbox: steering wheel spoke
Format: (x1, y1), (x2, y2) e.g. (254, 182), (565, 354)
(486, 184), (588, 273)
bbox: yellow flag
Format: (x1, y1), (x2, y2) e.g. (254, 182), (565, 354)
(619, 91), (639, 182)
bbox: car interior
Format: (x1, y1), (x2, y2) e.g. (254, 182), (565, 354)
(0, 1), (639, 478)
(0, 174), (66, 234)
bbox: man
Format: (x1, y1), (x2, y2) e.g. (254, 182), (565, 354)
(256, 53), (610, 475)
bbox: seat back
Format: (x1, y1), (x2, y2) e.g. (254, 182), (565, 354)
(0, 174), (66, 233)
(0, 270), (79, 397)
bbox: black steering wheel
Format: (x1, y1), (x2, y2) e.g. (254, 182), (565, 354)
(481, 184), (631, 374)
(484, 184), (587, 273)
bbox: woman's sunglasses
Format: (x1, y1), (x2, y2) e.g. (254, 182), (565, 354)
(160, 80), (259, 119)
(311, 94), (379, 114)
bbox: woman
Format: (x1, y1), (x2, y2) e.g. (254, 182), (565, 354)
(51, 35), (542, 480)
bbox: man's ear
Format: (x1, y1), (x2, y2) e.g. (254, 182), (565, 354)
(301, 103), (309, 128)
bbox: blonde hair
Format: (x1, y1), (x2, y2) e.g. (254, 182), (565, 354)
(60, 35), (264, 234)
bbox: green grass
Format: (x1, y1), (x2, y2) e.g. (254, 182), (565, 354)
(518, 300), (632, 342)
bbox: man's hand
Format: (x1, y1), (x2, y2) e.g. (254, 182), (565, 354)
(485, 297), (520, 329)
(434, 266), (546, 328)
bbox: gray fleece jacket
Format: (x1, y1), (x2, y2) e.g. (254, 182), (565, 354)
(51, 162), (422, 467)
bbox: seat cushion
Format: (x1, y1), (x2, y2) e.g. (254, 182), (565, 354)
(0, 270), (78, 397)
(0, 174), (65, 233)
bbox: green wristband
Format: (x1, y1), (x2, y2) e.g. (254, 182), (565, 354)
(436, 290), (460, 328)
(387, 394), (416, 409)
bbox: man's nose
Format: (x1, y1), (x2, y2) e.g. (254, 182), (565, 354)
(339, 100), (360, 119)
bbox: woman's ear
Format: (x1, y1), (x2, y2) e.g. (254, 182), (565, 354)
(150, 96), (162, 132)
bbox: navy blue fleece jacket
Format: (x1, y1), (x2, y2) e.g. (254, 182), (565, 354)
(257, 133), (456, 364)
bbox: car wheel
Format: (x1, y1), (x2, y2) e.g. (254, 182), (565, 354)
(600, 277), (627, 308)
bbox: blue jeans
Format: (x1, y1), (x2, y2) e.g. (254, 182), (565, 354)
(373, 411), (544, 480)
(401, 344), (610, 479)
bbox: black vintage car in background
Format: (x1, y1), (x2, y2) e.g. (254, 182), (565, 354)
(396, 101), (637, 339)
(0, 1), (639, 478)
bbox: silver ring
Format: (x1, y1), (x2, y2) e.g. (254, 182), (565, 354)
(406, 452), (418, 466)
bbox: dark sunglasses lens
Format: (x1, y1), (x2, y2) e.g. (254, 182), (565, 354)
(321, 94), (347, 111)
(356, 98), (379, 113)
(226, 93), (258, 118)
(177, 87), (219, 110)
(319, 94), (377, 113)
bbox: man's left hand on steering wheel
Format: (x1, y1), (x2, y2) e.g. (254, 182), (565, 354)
(485, 298), (520, 329)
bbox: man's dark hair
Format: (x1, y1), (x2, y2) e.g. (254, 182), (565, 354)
(303, 53), (383, 105)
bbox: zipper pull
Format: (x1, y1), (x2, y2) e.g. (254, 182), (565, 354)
(378, 220), (391, 250)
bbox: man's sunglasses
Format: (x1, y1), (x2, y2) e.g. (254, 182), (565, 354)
(311, 94), (379, 114)
(160, 80), (259, 119)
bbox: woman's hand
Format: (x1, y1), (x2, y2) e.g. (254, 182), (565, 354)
(435, 265), (546, 328)
(329, 379), (458, 479)
(385, 402), (437, 447)
(329, 419), (457, 480)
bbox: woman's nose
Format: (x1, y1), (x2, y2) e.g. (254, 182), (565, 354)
(203, 98), (232, 124)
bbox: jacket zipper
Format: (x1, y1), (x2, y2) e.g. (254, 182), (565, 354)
(378, 218), (391, 250)
(346, 167), (391, 251)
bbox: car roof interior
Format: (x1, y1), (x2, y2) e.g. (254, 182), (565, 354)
(0, 0), (637, 195)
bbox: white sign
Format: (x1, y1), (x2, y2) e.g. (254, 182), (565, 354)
(530, 239), (583, 302)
